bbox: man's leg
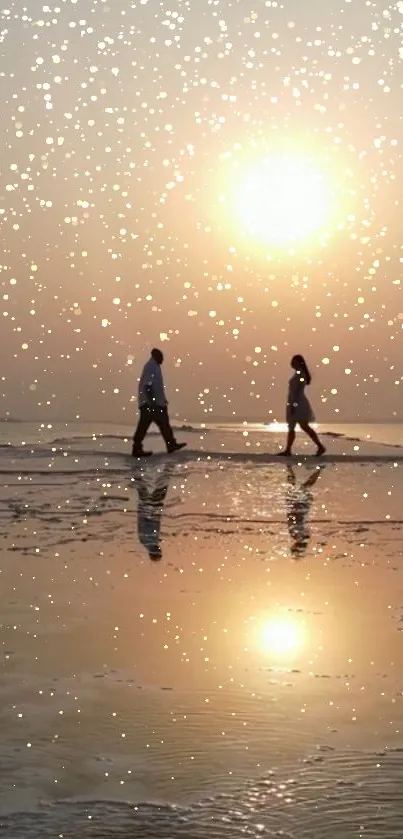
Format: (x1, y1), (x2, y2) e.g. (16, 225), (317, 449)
(154, 407), (177, 451)
(132, 406), (153, 454)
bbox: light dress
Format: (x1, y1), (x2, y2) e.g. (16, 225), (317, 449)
(286, 373), (315, 426)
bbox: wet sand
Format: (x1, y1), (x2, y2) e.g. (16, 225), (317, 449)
(1, 430), (403, 836)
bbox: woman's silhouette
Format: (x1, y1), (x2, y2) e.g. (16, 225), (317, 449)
(277, 354), (326, 457)
(286, 465), (325, 556)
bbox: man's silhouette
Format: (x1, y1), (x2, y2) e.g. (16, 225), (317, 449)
(132, 348), (186, 457)
(132, 463), (174, 560)
(285, 465), (325, 557)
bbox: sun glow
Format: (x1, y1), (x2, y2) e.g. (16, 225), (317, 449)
(259, 617), (304, 657)
(266, 421), (318, 432)
(234, 154), (331, 246)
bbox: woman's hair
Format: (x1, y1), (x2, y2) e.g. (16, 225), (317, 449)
(291, 354), (311, 385)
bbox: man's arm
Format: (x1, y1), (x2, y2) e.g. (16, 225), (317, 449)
(152, 366), (166, 406)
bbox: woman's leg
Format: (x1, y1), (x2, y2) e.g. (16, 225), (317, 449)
(299, 422), (326, 455)
(277, 424), (296, 455)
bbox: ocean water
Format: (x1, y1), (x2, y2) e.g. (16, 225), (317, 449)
(1, 421), (403, 838)
(1, 419), (403, 448)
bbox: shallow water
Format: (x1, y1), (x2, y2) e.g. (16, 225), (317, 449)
(4, 751), (403, 838)
(2, 419), (403, 448)
(1, 428), (403, 836)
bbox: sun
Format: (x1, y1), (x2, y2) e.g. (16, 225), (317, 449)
(234, 154), (331, 246)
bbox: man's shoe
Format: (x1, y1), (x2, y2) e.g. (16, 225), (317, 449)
(167, 442), (187, 454)
(132, 448), (153, 458)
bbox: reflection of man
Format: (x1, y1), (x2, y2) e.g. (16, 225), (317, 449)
(132, 463), (174, 560)
(285, 465), (325, 557)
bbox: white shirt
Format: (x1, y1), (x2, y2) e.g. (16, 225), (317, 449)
(138, 358), (166, 408)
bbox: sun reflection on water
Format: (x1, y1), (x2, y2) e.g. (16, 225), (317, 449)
(258, 617), (305, 658)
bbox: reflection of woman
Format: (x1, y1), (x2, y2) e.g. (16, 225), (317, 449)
(285, 465), (325, 557)
(277, 354), (326, 457)
(132, 463), (174, 560)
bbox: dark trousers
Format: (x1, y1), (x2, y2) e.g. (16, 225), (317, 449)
(133, 405), (176, 452)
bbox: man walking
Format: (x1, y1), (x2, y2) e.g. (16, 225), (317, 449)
(132, 348), (186, 457)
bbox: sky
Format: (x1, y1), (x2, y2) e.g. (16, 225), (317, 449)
(1, 0), (403, 424)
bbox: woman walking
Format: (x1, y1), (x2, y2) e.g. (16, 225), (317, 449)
(277, 354), (326, 457)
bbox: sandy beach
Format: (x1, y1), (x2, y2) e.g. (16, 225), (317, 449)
(1, 423), (403, 837)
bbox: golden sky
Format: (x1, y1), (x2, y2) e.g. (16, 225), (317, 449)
(1, 0), (402, 422)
